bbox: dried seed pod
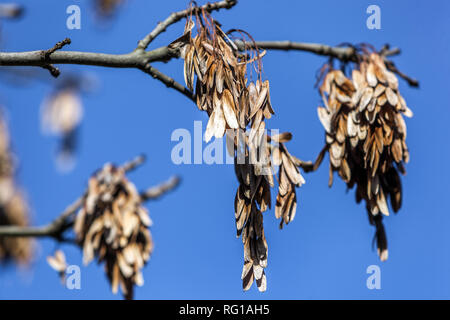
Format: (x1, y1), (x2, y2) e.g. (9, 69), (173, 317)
(315, 51), (412, 261)
(74, 163), (153, 299)
(47, 250), (68, 284)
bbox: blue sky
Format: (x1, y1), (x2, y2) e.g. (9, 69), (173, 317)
(0, 0), (449, 299)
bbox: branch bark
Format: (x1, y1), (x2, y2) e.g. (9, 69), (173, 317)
(234, 40), (401, 61)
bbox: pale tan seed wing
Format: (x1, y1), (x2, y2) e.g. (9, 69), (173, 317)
(213, 104), (226, 139)
(366, 63), (378, 87)
(222, 89), (239, 129)
(204, 108), (217, 143)
(317, 107), (331, 133)
(47, 250), (67, 272)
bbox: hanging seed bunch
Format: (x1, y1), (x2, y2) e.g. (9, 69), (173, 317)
(0, 111), (32, 265)
(74, 163), (153, 299)
(171, 6), (307, 291)
(315, 49), (412, 261)
(41, 83), (83, 167)
(234, 131), (306, 291)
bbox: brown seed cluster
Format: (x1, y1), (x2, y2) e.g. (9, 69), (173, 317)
(174, 18), (274, 141)
(0, 111), (32, 265)
(172, 10), (306, 291)
(74, 163), (153, 299)
(315, 52), (412, 261)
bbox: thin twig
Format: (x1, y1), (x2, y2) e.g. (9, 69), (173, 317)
(0, 0), (417, 89)
(385, 60), (419, 88)
(233, 40), (416, 87)
(121, 154), (146, 172)
(136, 0), (237, 51)
(42, 38), (72, 60)
(0, 1), (419, 96)
(39, 38), (72, 78)
(236, 40), (356, 61)
(140, 63), (195, 101)
(41, 64), (61, 78)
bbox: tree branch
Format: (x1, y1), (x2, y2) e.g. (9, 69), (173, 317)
(136, 0), (237, 51)
(0, 155), (178, 239)
(0, 198), (82, 238)
(0, 40), (417, 93)
(0, 46), (173, 68)
(39, 38), (72, 78)
(42, 38), (72, 60)
(0, 42), (400, 69)
(0, 0), (418, 97)
(385, 60), (419, 87)
(234, 40), (401, 61)
(140, 176), (181, 201)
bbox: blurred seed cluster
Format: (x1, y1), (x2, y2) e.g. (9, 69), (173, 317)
(40, 78), (84, 171)
(0, 110), (32, 266)
(74, 163), (153, 299)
